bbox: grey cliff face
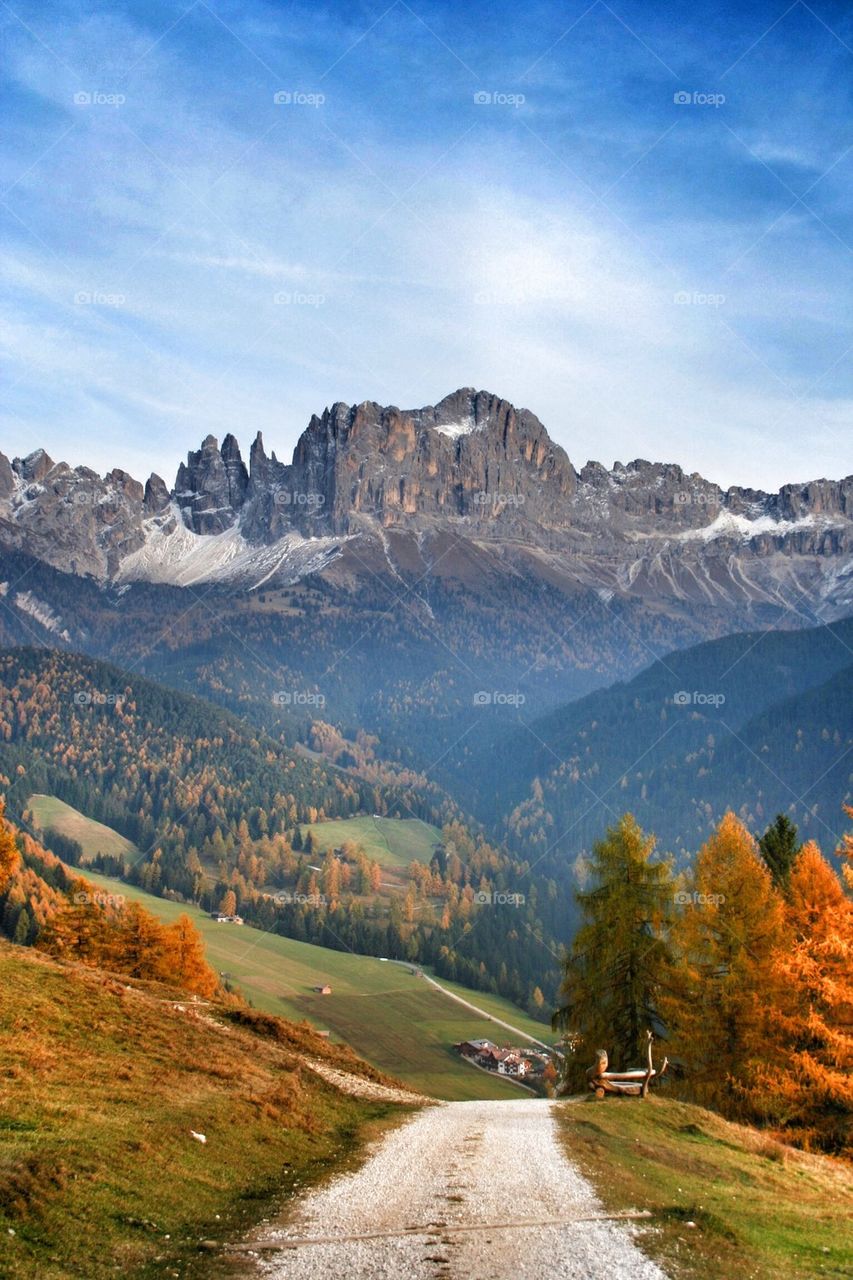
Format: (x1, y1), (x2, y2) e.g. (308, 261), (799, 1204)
(174, 433), (249, 534)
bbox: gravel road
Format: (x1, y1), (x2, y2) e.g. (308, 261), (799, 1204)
(248, 1099), (667, 1279)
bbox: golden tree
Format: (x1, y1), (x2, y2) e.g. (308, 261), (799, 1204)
(113, 902), (170, 980)
(218, 888), (237, 916)
(663, 812), (786, 1112)
(0, 804), (20, 893)
(163, 914), (219, 997)
(754, 841), (853, 1154)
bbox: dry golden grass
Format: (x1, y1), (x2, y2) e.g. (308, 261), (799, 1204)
(0, 941), (415, 1280)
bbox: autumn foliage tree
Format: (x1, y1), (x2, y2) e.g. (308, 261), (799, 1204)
(751, 841), (853, 1154)
(0, 805), (19, 893)
(163, 913), (219, 997)
(662, 812), (786, 1112)
(39, 896), (218, 998)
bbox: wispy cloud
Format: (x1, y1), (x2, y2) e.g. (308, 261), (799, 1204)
(1, 0), (851, 489)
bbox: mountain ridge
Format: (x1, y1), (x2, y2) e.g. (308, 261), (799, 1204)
(1, 388), (850, 615)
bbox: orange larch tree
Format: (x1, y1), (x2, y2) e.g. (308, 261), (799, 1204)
(663, 812), (787, 1113)
(163, 914), (219, 998)
(754, 841), (853, 1155)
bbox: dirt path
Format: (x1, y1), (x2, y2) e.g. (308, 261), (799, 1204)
(301, 1056), (426, 1105)
(243, 1099), (666, 1279)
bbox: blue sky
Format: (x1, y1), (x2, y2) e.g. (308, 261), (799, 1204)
(1, 0), (852, 488)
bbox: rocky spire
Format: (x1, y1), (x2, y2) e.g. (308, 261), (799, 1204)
(173, 435), (246, 534)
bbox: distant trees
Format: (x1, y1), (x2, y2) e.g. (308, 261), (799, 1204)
(39, 900), (219, 998)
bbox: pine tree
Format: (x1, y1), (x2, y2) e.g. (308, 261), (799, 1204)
(663, 812), (786, 1111)
(13, 906), (31, 945)
(759, 813), (801, 888)
(555, 814), (674, 1081)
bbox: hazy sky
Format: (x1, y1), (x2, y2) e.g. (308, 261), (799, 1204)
(2, 0), (852, 489)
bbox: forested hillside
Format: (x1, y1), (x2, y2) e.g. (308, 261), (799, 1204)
(0, 649), (563, 1010)
(480, 618), (853, 865)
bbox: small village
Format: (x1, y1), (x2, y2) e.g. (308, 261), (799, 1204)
(454, 1037), (553, 1085)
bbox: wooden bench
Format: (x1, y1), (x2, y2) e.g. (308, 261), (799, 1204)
(587, 1031), (668, 1099)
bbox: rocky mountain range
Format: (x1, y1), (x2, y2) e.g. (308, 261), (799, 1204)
(1, 389), (850, 618)
(0, 388), (850, 868)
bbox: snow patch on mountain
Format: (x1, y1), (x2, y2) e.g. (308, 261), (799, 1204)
(432, 418), (478, 440)
(679, 511), (821, 543)
(14, 590), (71, 640)
(115, 504), (345, 588)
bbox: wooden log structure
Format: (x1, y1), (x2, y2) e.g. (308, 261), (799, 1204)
(587, 1031), (668, 1099)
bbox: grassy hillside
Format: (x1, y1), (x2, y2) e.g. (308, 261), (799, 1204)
(0, 941), (415, 1280)
(300, 814), (442, 868)
(557, 1096), (853, 1279)
(28, 793), (140, 862)
(77, 866), (547, 1100)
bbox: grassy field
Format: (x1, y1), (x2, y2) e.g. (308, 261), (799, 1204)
(556, 1096), (853, 1279)
(27, 794), (140, 862)
(300, 814), (443, 868)
(76, 866), (540, 1100)
(417, 970), (551, 1043)
(0, 941), (412, 1280)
